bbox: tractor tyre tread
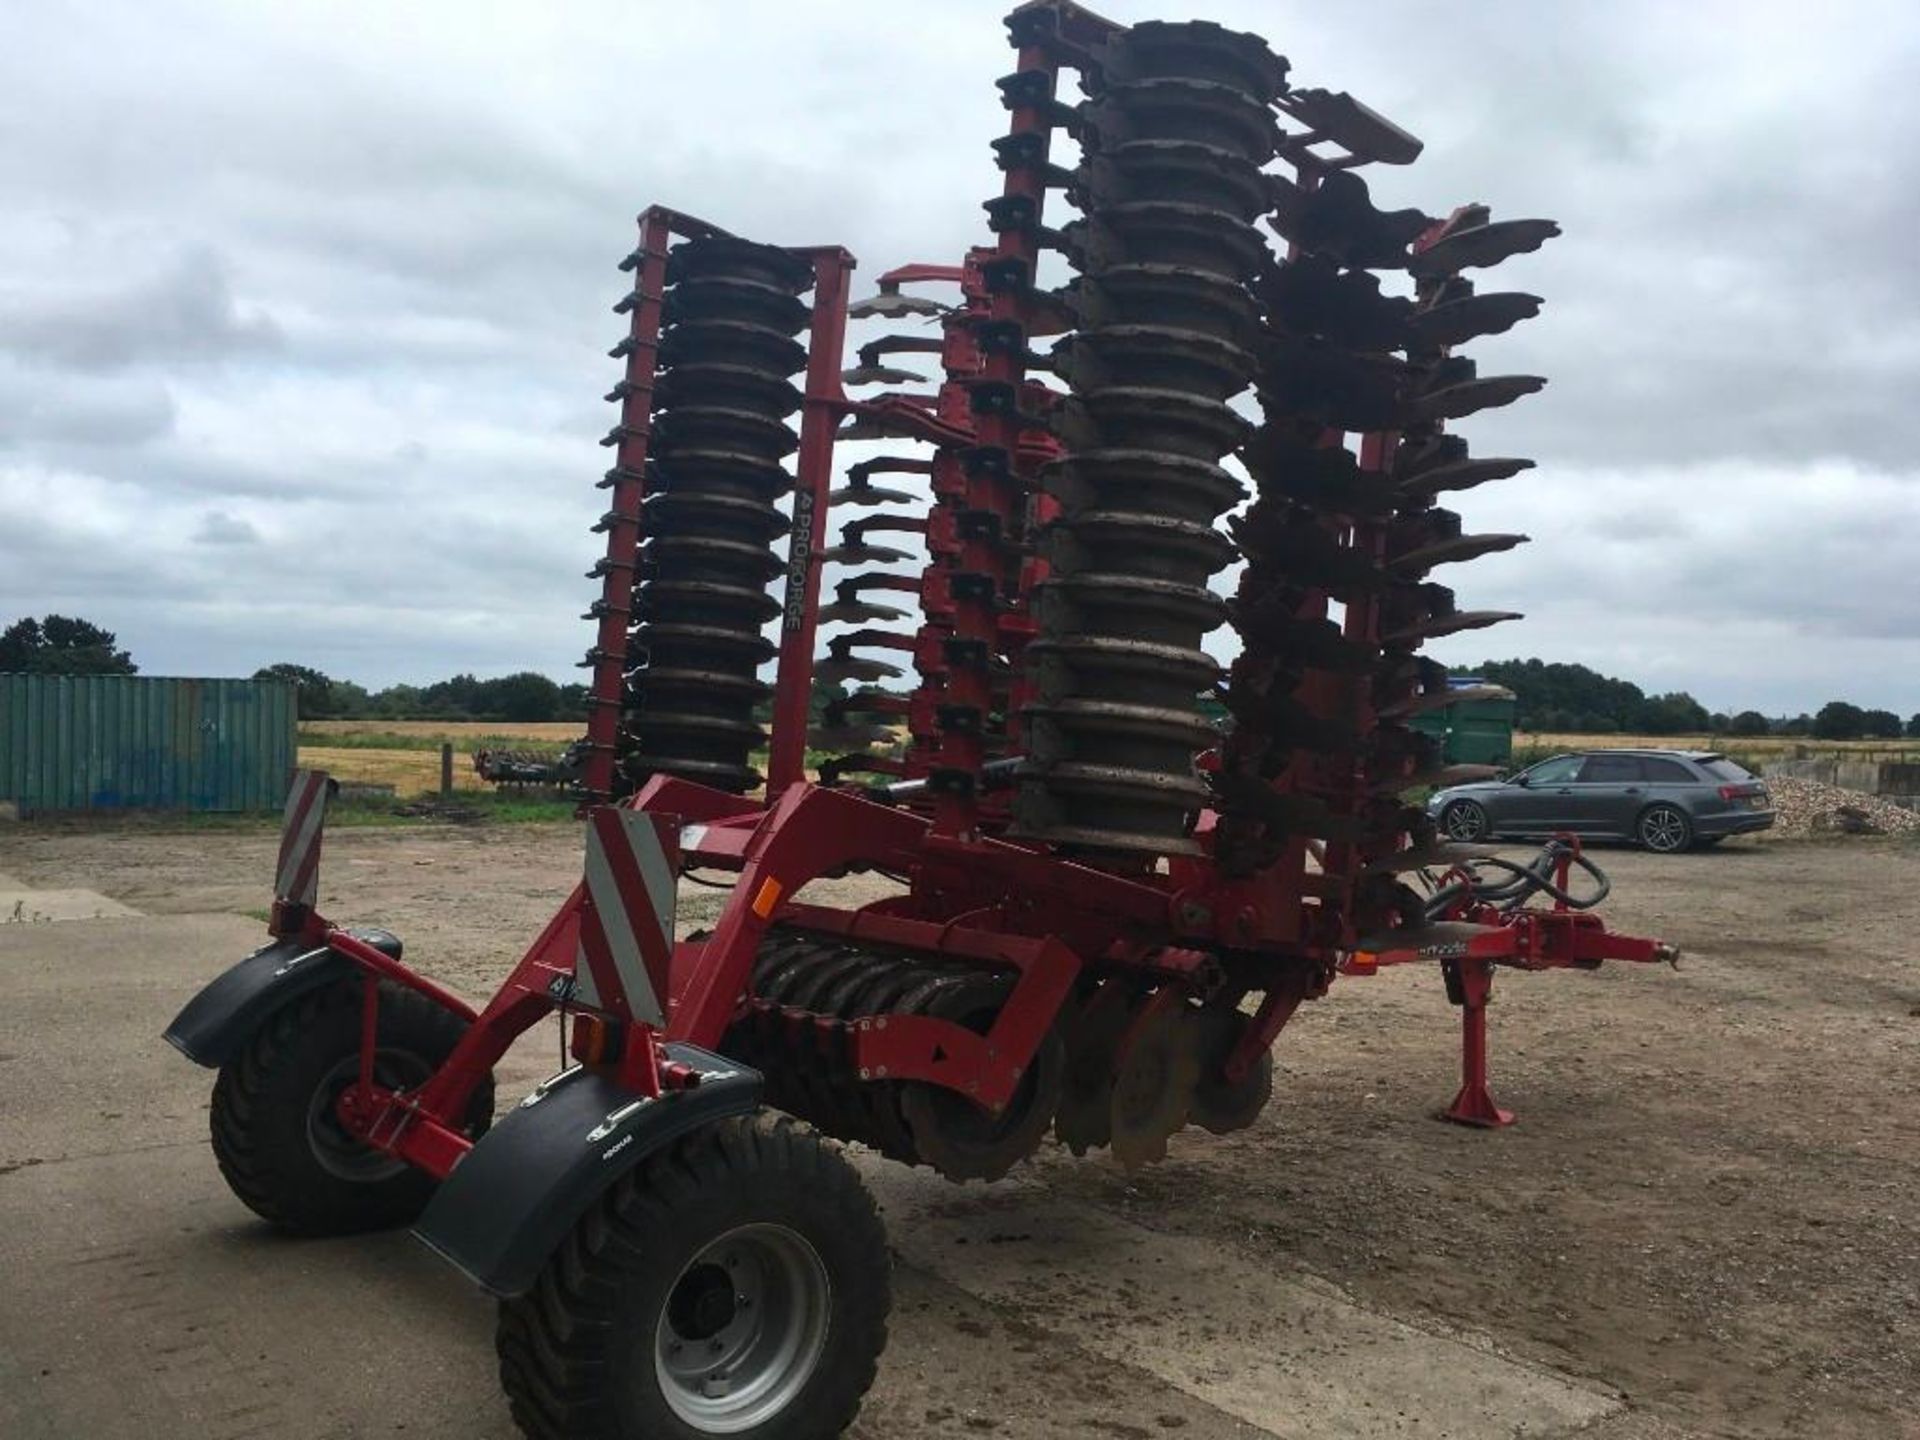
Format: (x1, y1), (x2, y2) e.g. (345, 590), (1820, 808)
(497, 1110), (890, 1440)
(208, 979), (492, 1235)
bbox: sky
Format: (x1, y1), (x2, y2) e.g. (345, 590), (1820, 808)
(3, 0), (1915, 716)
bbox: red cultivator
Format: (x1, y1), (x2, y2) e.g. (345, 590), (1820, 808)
(166, 6), (1675, 1437)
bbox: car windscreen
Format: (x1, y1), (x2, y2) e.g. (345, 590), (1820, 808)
(1698, 756), (1755, 782)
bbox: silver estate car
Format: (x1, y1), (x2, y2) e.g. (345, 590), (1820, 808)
(1427, 748), (1774, 853)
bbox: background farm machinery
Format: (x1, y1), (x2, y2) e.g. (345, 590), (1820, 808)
(167, 6), (1673, 1439)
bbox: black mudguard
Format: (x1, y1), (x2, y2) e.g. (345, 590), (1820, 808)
(162, 927), (404, 1068)
(413, 1043), (761, 1298)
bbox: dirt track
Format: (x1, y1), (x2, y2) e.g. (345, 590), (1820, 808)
(3, 821), (1917, 1439)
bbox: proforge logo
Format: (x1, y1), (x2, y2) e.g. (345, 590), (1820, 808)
(782, 487), (815, 632)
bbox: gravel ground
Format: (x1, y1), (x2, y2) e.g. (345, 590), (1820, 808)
(1762, 776), (1920, 837)
(3, 819), (1917, 1439)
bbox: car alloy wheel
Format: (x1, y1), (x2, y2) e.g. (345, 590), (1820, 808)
(1441, 800), (1488, 841)
(1639, 804), (1691, 853)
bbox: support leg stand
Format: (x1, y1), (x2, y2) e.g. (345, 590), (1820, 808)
(1441, 958), (1514, 1128)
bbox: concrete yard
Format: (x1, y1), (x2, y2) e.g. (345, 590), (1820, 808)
(1, 821), (1915, 1439)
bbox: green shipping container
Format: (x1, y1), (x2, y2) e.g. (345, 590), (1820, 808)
(1410, 687), (1518, 767)
(0, 674), (296, 815)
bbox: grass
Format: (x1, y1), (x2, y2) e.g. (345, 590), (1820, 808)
(10, 788), (579, 835)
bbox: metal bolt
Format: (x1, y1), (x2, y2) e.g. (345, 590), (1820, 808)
(876, 1066), (888, 1078)
(876, 1017), (887, 1030)
(858, 1067), (871, 1080)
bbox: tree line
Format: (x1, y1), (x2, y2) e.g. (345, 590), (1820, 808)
(5, 616), (1918, 739)
(1460, 658), (1918, 740)
(254, 663), (589, 722)
(0, 617), (586, 722)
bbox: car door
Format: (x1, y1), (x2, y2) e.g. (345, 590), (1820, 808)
(1495, 754), (1587, 833)
(1562, 751), (1646, 836)
(1638, 754), (1703, 826)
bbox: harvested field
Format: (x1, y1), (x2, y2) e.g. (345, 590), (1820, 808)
(297, 744), (490, 793)
(301, 720), (583, 743)
(1516, 732), (1920, 766)
(297, 720), (580, 793)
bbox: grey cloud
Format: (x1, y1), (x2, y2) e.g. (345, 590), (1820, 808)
(193, 510), (260, 545)
(0, 246), (280, 371)
(0, 0), (1914, 710)
(0, 361), (176, 447)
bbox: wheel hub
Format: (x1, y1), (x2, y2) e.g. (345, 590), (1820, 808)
(669, 1263), (738, 1340)
(655, 1223), (831, 1433)
(306, 1050), (430, 1183)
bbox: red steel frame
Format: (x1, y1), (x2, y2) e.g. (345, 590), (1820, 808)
(767, 246), (857, 794)
(826, 248), (1062, 800)
(579, 206), (702, 806)
(284, 759), (1671, 1181)
(273, 1), (1674, 1187)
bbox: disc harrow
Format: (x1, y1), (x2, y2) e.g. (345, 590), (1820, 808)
(167, 16), (1680, 1440)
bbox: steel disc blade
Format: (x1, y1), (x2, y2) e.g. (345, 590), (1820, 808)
(1108, 1001), (1201, 1170)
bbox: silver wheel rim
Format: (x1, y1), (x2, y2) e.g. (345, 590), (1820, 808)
(305, 1050), (431, 1182)
(654, 1222), (831, 1433)
(1444, 803), (1485, 841)
(1642, 808), (1687, 852)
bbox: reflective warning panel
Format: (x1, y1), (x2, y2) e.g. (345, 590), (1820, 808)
(574, 807), (680, 1026)
(274, 770), (332, 908)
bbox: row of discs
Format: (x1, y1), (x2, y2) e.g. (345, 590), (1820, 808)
(619, 237), (812, 794)
(1015, 21), (1290, 855)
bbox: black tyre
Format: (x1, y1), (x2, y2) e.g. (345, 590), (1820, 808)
(1440, 799), (1490, 841)
(1637, 803), (1694, 853)
(209, 979), (493, 1235)
(497, 1111), (889, 1440)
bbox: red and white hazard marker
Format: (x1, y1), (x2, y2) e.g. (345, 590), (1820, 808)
(574, 808), (679, 1026)
(274, 769), (332, 908)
